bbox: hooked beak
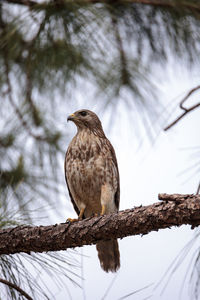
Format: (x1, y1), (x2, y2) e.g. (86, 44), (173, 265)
(67, 113), (75, 122)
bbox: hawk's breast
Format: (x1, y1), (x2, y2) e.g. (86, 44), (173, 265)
(65, 130), (108, 214)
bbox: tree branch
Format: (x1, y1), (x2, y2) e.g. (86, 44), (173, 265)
(3, 0), (200, 14)
(164, 85), (200, 131)
(0, 278), (33, 300)
(3, 0), (37, 6)
(3, 53), (53, 142)
(0, 194), (200, 256)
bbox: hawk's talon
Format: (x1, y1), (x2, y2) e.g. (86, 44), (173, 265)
(66, 207), (85, 223)
(94, 213), (99, 217)
(66, 218), (78, 223)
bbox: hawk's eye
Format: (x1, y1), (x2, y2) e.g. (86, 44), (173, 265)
(79, 111), (87, 117)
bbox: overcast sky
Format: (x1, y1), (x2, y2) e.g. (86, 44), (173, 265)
(2, 4), (200, 300)
(40, 62), (200, 300)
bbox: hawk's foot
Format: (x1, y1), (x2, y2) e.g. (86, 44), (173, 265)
(94, 213), (99, 217)
(66, 218), (78, 223)
(66, 207), (85, 223)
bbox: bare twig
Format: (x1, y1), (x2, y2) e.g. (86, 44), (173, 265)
(158, 193), (194, 201)
(179, 85), (200, 111)
(164, 86), (200, 131)
(0, 277), (33, 300)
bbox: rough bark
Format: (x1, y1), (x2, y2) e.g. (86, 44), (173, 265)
(0, 193), (200, 256)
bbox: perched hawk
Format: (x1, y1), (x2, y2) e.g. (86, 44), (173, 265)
(64, 109), (120, 272)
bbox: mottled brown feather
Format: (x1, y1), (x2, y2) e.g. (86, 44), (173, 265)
(64, 155), (81, 217)
(64, 109), (120, 272)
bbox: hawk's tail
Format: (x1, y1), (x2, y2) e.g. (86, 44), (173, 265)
(96, 239), (120, 272)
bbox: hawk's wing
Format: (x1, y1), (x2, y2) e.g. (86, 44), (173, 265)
(64, 151), (81, 217)
(106, 139), (120, 210)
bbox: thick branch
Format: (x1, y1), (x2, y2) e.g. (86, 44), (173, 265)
(0, 194), (200, 256)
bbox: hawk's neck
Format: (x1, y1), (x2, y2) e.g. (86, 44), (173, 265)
(76, 127), (105, 139)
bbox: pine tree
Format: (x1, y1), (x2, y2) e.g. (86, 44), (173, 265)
(0, 1), (200, 299)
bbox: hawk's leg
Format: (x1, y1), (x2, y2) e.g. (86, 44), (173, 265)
(67, 207), (85, 223)
(100, 184), (116, 215)
(78, 207), (85, 219)
(100, 204), (106, 215)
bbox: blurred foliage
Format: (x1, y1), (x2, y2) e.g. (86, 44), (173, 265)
(0, 192), (81, 300)
(0, 0), (200, 210)
(0, 0), (200, 298)
(0, 251), (81, 300)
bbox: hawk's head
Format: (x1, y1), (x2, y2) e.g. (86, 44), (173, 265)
(67, 109), (104, 135)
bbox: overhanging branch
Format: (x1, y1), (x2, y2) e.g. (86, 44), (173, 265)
(0, 194), (200, 256)
(3, 0), (37, 6)
(3, 0), (200, 14)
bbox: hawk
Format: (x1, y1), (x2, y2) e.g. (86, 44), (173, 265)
(64, 109), (120, 272)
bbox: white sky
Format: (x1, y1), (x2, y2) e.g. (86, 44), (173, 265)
(44, 64), (200, 300)
(2, 5), (200, 300)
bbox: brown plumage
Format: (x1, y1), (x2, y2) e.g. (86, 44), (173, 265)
(64, 109), (120, 272)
